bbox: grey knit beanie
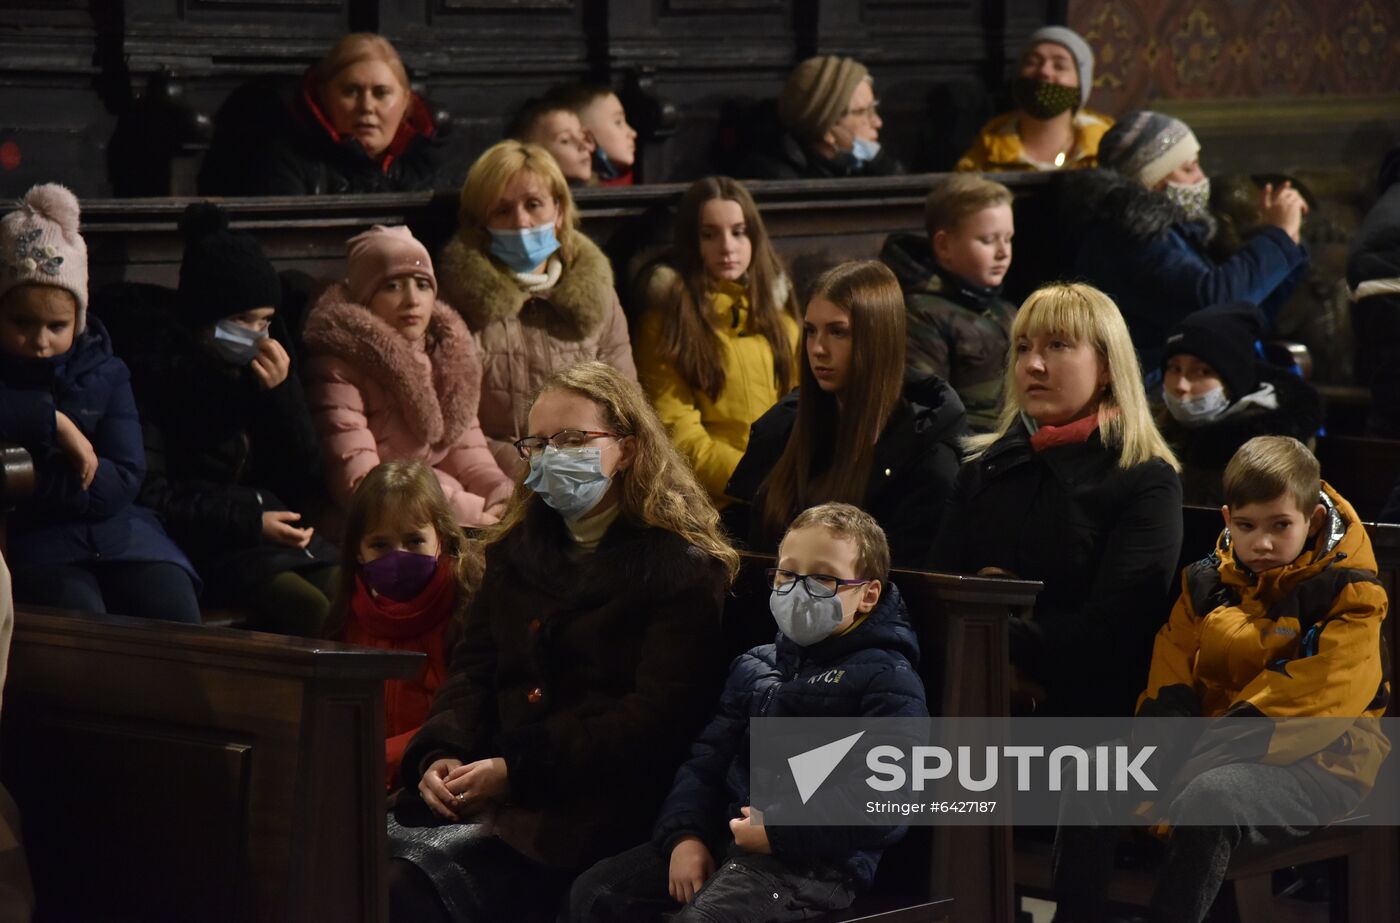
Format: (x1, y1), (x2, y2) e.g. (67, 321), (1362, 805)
(1099, 110), (1202, 188)
(1025, 26), (1095, 109)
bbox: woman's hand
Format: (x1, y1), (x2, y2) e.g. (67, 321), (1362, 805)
(55, 411), (98, 490)
(729, 806), (771, 855)
(250, 337), (291, 390)
(444, 757), (509, 813)
(668, 836), (715, 904)
(419, 758), (465, 820)
(1259, 181), (1308, 244)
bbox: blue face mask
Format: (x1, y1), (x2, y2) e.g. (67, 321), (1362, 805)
(1163, 385), (1230, 427)
(523, 445), (612, 522)
(488, 224), (561, 274)
(850, 136), (882, 164)
(210, 319), (268, 366)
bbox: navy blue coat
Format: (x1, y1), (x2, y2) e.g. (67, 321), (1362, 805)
(1062, 170), (1309, 370)
(0, 317), (196, 579)
(651, 582), (928, 890)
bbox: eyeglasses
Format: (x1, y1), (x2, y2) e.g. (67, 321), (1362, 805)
(845, 99), (881, 121)
(766, 568), (870, 599)
(513, 429), (626, 459)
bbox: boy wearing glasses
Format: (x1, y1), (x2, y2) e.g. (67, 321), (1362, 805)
(568, 502), (928, 922)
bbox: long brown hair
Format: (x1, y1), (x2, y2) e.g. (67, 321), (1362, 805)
(653, 176), (798, 401)
(485, 361), (740, 583)
(324, 460), (483, 639)
(759, 260), (907, 540)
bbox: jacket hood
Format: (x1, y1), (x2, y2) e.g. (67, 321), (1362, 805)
(777, 580), (921, 666)
(1217, 482), (1375, 592)
(302, 282), (481, 446)
(438, 230), (616, 338)
(904, 373), (968, 444)
(880, 233), (938, 289)
(1060, 168), (1190, 242)
(294, 69), (437, 171)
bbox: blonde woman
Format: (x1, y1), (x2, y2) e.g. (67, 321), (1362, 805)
(930, 283), (1182, 718)
(438, 141), (637, 473)
(388, 362), (735, 922)
(254, 33), (447, 195)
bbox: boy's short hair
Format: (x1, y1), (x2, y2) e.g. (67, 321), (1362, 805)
(504, 98), (574, 142)
(924, 174), (1013, 237)
(1223, 436), (1321, 515)
(785, 502), (891, 582)
(541, 83), (615, 114)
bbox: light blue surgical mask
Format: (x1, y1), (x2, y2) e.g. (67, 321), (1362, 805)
(488, 224), (561, 274)
(1163, 384), (1230, 427)
(770, 582), (845, 647)
(850, 136), (881, 165)
(523, 445), (612, 521)
(210, 319), (268, 366)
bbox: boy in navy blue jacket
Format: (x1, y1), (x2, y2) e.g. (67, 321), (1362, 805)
(568, 502), (929, 922)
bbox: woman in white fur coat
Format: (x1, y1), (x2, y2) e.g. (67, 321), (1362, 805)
(304, 226), (513, 527)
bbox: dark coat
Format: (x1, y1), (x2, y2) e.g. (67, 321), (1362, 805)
(1346, 182), (1400, 435)
(726, 375), (967, 568)
(652, 582), (927, 890)
(738, 130), (904, 181)
(1061, 170), (1309, 369)
(1159, 362), (1324, 506)
(0, 317), (196, 579)
(251, 74), (449, 196)
(930, 422), (1182, 717)
(399, 503), (729, 869)
(106, 284), (337, 594)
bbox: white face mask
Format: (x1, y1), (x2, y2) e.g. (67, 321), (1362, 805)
(769, 581), (846, 647)
(1163, 384), (1230, 427)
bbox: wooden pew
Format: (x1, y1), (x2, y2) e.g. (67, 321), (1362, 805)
(1314, 435), (1400, 523)
(728, 552), (1042, 923)
(0, 444), (35, 558)
(0, 610), (422, 922)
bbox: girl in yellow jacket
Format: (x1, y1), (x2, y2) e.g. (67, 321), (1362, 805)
(632, 177), (800, 504)
(1053, 436), (1390, 923)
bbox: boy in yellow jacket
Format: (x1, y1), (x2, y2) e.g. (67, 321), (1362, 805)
(1052, 435), (1390, 923)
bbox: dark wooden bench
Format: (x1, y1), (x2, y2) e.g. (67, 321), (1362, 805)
(728, 551), (1042, 923)
(1314, 434), (1400, 523)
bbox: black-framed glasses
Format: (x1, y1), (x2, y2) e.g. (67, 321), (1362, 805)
(513, 429), (626, 459)
(766, 568), (870, 599)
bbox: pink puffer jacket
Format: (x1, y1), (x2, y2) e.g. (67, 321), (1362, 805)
(303, 284), (514, 526)
(438, 232), (637, 474)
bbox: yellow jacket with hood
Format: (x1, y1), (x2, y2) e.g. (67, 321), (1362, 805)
(1138, 482), (1391, 799)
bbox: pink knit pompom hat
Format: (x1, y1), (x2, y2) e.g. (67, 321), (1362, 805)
(0, 183), (89, 331)
(345, 225), (437, 305)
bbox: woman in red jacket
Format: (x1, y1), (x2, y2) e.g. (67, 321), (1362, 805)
(326, 460), (482, 788)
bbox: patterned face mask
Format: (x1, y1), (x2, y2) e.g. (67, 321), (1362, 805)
(1012, 77), (1079, 120)
(1164, 177), (1213, 224)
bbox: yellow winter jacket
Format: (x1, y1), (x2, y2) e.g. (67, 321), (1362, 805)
(956, 109), (1113, 173)
(633, 266), (800, 504)
(1138, 483), (1391, 798)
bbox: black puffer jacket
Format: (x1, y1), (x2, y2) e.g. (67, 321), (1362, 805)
(726, 375), (967, 567)
(652, 582), (927, 890)
(930, 422), (1183, 718)
(1158, 362), (1324, 506)
(738, 130), (904, 181)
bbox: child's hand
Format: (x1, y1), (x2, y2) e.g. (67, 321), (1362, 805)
(1260, 181), (1308, 244)
(419, 758), (465, 820)
(729, 806), (771, 855)
(55, 411), (98, 490)
(668, 836), (715, 904)
(262, 510), (314, 548)
(484, 500), (509, 520)
(250, 338), (291, 390)
(444, 757), (509, 812)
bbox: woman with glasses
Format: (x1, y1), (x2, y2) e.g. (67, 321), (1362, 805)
(740, 55), (904, 180)
(387, 361), (736, 922)
(726, 260), (966, 568)
(438, 140), (637, 476)
(304, 225), (513, 528)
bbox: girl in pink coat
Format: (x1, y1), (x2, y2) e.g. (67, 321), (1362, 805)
(304, 226), (513, 527)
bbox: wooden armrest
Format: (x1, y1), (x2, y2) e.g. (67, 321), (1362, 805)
(0, 443), (36, 509)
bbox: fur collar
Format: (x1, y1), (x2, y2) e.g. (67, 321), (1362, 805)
(438, 231), (616, 339)
(1060, 168), (1188, 242)
(302, 283), (481, 447)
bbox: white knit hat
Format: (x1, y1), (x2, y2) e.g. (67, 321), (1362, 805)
(0, 183), (89, 331)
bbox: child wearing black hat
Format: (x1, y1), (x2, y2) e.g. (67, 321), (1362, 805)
(99, 203), (339, 635)
(1158, 302), (1323, 505)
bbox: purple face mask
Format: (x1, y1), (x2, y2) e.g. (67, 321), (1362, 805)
(360, 550), (439, 602)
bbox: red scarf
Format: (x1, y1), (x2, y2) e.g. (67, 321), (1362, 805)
(298, 71), (435, 175)
(1029, 413), (1101, 452)
(349, 557), (457, 641)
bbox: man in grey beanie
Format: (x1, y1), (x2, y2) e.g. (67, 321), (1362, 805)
(957, 25), (1113, 172)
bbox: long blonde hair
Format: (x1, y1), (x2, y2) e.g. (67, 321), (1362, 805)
(760, 261), (907, 540)
(324, 460), (483, 639)
(486, 361), (740, 583)
(456, 140), (580, 264)
(966, 283), (1180, 471)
